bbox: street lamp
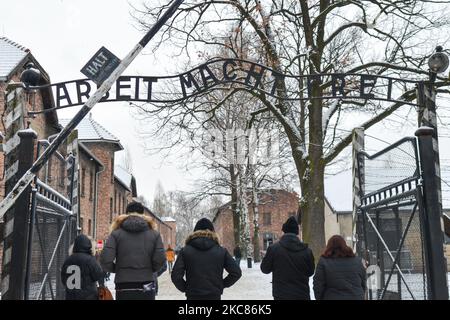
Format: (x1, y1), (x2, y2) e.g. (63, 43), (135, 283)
(20, 62), (41, 87)
(428, 46), (449, 83)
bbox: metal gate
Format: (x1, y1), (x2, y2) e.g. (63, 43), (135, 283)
(24, 142), (77, 300)
(356, 133), (448, 300)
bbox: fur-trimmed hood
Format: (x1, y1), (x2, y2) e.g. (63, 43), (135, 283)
(110, 213), (156, 233)
(185, 230), (220, 251)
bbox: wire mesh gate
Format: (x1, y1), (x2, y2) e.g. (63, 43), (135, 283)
(356, 137), (430, 300)
(24, 143), (77, 300)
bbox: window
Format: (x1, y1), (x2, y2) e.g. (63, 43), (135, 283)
(114, 190), (117, 213)
(81, 168), (86, 196)
(123, 196), (126, 213)
(111, 157), (114, 183)
(88, 219), (92, 236)
(47, 157), (53, 182)
(263, 212), (271, 226)
(89, 170), (94, 201)
(79, 217), (84, 233)
(110, 198), (113, 223)
(59, 161), (65, 187)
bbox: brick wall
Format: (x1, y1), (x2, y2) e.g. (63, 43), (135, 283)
(164, 220), (177, 248)
(78, 149), (100, 238)
(214, 190), (299, 256)
(0, 69), (60, 281)
(81, 142), (120, 241)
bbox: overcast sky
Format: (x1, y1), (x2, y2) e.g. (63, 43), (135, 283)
(1, 0), (450, 206)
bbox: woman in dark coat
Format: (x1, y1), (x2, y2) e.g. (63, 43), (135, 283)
(61, 234), (105, 300)
(313, 235), (367, 300)
(171, 218), (242, 300)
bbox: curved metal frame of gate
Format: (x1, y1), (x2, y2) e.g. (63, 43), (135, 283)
(356, 134), (449, 300)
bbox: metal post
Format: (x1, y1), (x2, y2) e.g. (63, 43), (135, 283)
(0, 0), (185, 219)
(415, 127), (449, 300)
(393, 207), (402, 300)
(352, 128), (365, 251)
(24, 186), (37, 300)
(1, 129), (37, 300)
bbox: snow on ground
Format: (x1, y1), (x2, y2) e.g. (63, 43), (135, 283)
(105, 263), (450, 300)
(106, 262), (316, 300)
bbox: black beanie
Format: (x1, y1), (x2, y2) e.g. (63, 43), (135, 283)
(194, 218), (215, 232)
(282, 216), (299, 235)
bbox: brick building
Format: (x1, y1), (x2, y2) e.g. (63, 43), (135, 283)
(0, 37), (62, 276)
(142, 206), (176, 249)
(213, 189), (299, 256)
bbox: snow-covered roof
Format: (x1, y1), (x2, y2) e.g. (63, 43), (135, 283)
(59, 115), (122, 149)
(114, 165), (132, 191)
(0, 37), (29, 81)
(325, 168), (450, 213)
(161, 217), (176, 222)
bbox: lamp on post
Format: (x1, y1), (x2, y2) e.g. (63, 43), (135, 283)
(416, 46), (449, 300)
(20, 63), (41, 88)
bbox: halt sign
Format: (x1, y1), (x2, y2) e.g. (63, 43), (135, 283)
(81, 46), (121, 85)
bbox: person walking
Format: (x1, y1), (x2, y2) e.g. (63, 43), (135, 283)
(166, 245), (175, 273)
(171, 218), (242, 300)
(100, 201), (166, 300)
(61, 234), (105, 300)
(313, 235), (367, 300)
(233, 245), (242, 266)
(260, 216), (315, 300)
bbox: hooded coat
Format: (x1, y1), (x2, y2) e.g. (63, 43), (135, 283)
(61, 235), (104, 300)
(171, 230), (242, 300)
(260, 234), (315, 300)
(100, 213), (166, 284)
(313, 256), (367, 300)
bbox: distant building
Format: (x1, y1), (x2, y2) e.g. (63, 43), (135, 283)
(142, 206), (176, 249)
(213, 189), (299, 255)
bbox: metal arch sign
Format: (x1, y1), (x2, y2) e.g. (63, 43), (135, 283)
(35, 58), (421, 112)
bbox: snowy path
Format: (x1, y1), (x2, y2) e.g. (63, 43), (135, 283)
(106, 262), (316, 300)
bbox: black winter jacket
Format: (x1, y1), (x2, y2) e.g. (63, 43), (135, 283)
(260, 234), (315, 300)
(100, 213), (166, 284)
(171, 230), (242, 300)
(313, 256), (367, 300)
(61, 235), (104, 300)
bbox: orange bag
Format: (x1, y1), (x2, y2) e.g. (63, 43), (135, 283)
(98, 286), (114, 300)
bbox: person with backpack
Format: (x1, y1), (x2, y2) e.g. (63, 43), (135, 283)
(171, 218), (242, 300)
(260, 216), (315, 300)
(100, 201), (166, 300)
(313, 235), (367, 300)
(61, 234), (105, 300)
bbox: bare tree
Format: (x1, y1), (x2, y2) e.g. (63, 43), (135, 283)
(121, 147), (134, 174)
(153, 180), (172, 216)
(132, 0), (450, 257)
(168, 190), (216, 247)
